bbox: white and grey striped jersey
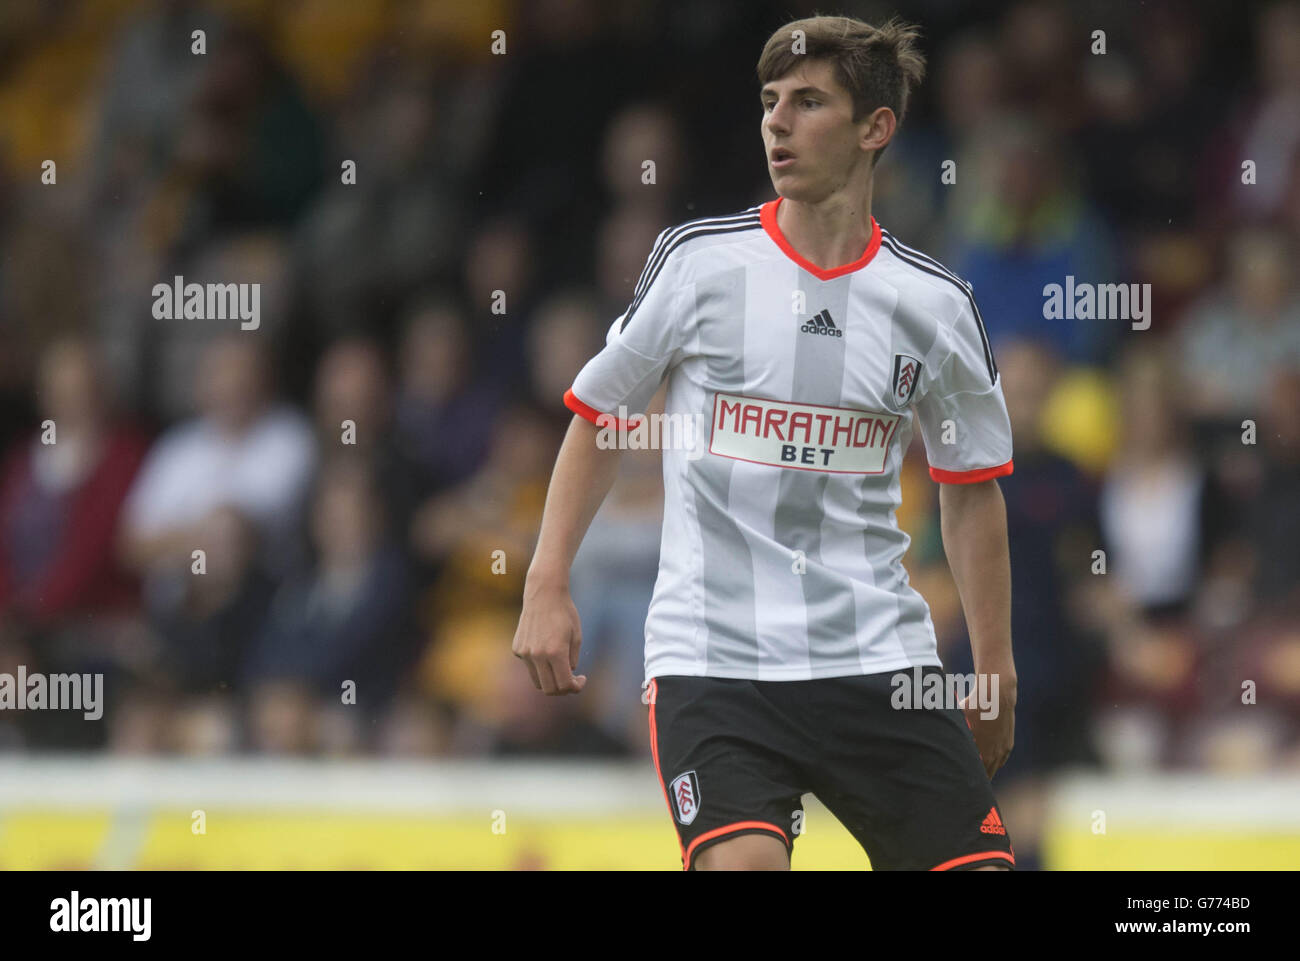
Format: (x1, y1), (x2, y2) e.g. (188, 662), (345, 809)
(564, 197), (1014, 683)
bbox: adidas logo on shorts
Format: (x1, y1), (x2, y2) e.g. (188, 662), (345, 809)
(979, 806), (1007, 836)
(799, 309), (842, 337)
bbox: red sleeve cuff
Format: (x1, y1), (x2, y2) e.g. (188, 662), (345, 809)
(928, 459), (1014, 484)
(563, 388), (644, 430)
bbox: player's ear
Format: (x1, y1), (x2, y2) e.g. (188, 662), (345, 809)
(860, 106), (896, 158)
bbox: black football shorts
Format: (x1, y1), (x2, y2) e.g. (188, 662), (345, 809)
(645, 669), (1015, 870)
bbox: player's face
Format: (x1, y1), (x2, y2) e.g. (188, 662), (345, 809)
(760, 60), (872, 202)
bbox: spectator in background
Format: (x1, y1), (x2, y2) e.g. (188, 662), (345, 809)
(1094, 346), (1233, 768)
(945, 337), (1103, 868)
(998, 0), (1082, 129)
(411, 404), (595, 754)
(149, 233), (295, 424)
(0, 335), (151, 751)
(599, 102), (685, 223)
(94, 18), (323, 404)
(89, 0), (226, 207)
(146, 504), (275, 754)
(462, 216), (539, 387)
(1188, 366), (1300, 771)
(294, 56), (469, 339)
(1100, 347), (1231, 620)
(1248, 403), (1300, 765)
(524, 288), (603, 417)
(948, 114), (1117, 365)
(118, 332), (316, 608)
(0, 172), (92, 440)
(169, 21), (325, 238)
(1244, 368), (1300, 614)
(937, 30), (1005, 145)
(392, 296), (500, 501)
(0, 615), (30, 749)
(877, 28), (1007, 247)
(470, 0), (633, 282)
(593, 206), (667, 322)
(1076, 5), (1213, 234)
(0, 335), (148, 625)
(1281, 146), (1300, 240)
(1177, 226), (1300, 426)
(1230, 1), (1300, 224)
(243, 455), (415, 754)
(313, 335), (421, 544)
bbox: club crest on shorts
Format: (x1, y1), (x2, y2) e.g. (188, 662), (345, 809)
(889, 353), (923, 410)
(670, 770), (701, 825)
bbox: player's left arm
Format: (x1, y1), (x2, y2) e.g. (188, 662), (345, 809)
(938, 478), (1016, 779)
(915, 287), (1016, 778)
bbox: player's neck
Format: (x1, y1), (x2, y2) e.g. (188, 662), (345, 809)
(776, 182), (874, 271)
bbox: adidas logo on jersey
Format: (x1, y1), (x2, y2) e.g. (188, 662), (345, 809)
(800, 309), (842, 337)
(979, 806), (1007, 836)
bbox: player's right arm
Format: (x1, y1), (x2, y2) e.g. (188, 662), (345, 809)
(514, 225), (691, 696)
(513, 415), (624, 695)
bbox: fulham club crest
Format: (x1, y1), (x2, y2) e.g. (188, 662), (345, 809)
(670, 771), (701, 825)
(889, 353), (923, 410)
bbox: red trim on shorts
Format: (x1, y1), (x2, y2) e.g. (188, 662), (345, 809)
(930, 850), (1015, 871)
(685, 821), (791, 870)
(928, 459), (1014, 484)
(646, 679), (688, 870)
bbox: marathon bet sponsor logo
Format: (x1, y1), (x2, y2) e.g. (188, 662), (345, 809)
(709, 392), (900, 473)
(152, 275), (260, 330)
(50, 891), (151, 941)
(1042, 275), (1151, 330)
(889, 667), (1000, 720)
(0, 665), (102, 719)
(800, 308), (842, 337)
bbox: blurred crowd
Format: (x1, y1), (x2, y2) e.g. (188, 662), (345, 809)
(0, 0), (1298, 848)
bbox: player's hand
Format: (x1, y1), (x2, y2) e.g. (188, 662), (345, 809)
(512, 578), (587, 695)
(961, 672), (1015, 779)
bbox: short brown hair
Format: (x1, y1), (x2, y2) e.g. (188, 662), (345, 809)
(756, 14), (926, 164)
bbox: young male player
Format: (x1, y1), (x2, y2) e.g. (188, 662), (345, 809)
(513, 15), (1017, 871)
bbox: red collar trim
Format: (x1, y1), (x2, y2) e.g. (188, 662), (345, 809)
(760, 197), (882, 280)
